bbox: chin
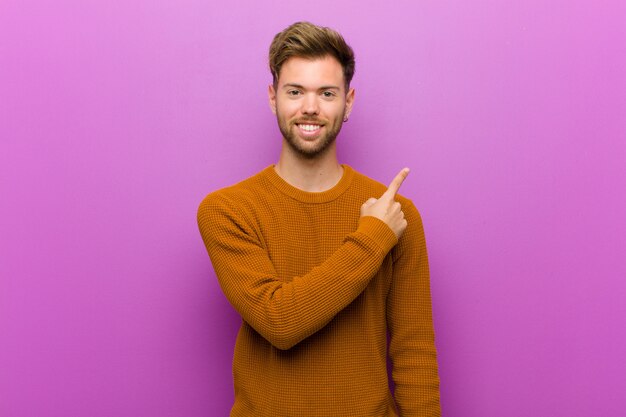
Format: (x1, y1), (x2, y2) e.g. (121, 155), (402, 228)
(292, 138), (336, 159)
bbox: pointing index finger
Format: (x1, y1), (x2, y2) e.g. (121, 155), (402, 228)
(383, 167), (410, 199)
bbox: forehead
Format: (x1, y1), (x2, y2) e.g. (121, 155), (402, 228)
(278, 55), (345, 90)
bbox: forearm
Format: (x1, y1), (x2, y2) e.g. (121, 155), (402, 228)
(387, 201), (441, 416)
(391, 338), (440, 416)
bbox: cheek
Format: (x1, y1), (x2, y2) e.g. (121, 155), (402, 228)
(324, 103), (346, 120)
(277, 102), (299, 118)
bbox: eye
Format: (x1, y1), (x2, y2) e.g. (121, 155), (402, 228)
(322, 91), (336, 98)
(287, 90), (301, 96)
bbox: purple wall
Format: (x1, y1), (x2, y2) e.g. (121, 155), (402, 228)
(1, 1), (625, 416)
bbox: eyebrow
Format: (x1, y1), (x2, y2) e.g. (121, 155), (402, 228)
(282, 83), (341, 91)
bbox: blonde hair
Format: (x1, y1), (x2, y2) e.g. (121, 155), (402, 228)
(269, 21), (355, 91)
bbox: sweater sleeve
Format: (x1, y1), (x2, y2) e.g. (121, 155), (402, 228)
(387, 201), (441, 416)
(197, 192), (398, 350)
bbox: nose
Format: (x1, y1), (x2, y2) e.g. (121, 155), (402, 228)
(301, 93), (320, 116)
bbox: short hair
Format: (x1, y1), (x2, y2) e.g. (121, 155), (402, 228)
(269, 21), (355, 91)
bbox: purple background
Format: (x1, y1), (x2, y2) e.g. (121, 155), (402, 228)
(1, 0), (625, 416)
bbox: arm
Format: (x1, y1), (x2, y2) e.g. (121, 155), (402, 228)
(387, 202), (441, 416)
(197, 193), (398, 350)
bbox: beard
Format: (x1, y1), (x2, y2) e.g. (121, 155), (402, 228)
(277, 115), (344, 159)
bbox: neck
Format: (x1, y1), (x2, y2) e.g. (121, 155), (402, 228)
(274, 142), (344, 192)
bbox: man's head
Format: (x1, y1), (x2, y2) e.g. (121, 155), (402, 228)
(269, 21), (355, 92)
(268, 22), (356, 159)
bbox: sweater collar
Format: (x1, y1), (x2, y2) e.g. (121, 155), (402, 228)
(262, 164), (355, 204)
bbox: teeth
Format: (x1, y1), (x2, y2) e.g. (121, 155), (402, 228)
(299, 124), (321, 132)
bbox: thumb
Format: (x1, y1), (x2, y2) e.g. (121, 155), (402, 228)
(362, 198), (377, 208)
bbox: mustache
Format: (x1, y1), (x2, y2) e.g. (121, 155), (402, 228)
(293, 118), (326, 125)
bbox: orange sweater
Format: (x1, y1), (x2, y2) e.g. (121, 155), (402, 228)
(197, 165), (440, 416)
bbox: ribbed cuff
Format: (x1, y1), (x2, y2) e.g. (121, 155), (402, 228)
(355, 216), (398, 255)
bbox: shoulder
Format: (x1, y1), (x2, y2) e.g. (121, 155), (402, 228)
(197, 167), (271, 215)
(197, 168), (275, 242)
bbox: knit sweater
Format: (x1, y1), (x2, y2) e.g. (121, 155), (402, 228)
(197, 165), (440, 416)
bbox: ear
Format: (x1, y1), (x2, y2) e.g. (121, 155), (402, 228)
(344, 87), (355, 120)
(268, 84), (277, 115)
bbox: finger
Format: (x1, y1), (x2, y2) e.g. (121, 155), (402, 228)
(382, 168), (410, 199)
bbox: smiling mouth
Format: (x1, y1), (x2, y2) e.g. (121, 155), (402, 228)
(296, 123), (322, 133)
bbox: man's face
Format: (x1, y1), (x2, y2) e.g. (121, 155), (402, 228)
(269, 55), (355, 159)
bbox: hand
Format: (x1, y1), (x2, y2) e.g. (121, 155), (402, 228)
(360, 168), (410, 239)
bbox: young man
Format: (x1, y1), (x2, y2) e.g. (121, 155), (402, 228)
(197, 22), (441, 416)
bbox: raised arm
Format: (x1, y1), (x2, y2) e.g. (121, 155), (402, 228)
(198, 169), (411, 350)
